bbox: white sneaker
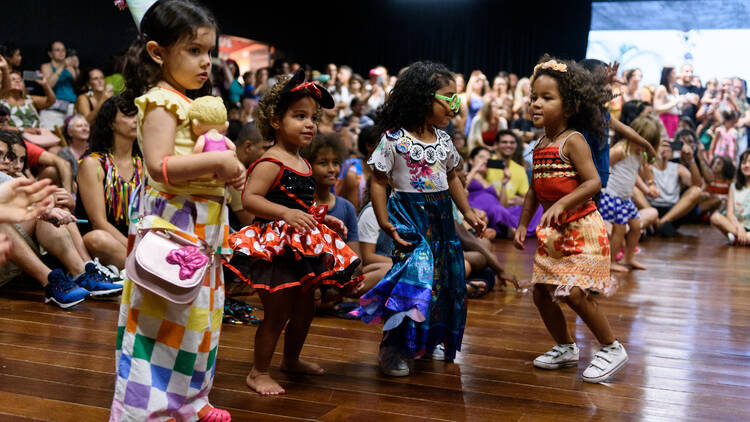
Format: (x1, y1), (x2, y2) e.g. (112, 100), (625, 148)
(89, 258), (123, 283)
(378, 346), (409, 377)
(582, 340), (629, 383)
(424, 344), (446, 361)
(533, 343), (579, 369)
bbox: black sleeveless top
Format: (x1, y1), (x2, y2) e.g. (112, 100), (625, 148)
(246, 157), (317, 223)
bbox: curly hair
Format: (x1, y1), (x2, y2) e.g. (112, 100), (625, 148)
(87, 95), (141, 157)
(532, 54), (611, 142)
(300, 132), (346, 164)
(375, 61), (454, 135)
(255, 75), (322, 142)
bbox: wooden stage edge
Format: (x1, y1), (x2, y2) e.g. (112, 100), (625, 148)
(1, 224), (749, 421)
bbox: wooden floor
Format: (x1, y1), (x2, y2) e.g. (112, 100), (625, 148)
(1, 224), (750, 421)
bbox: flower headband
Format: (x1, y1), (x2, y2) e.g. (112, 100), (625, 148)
(534, 59), (568, 74)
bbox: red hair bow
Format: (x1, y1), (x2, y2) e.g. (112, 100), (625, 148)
(290, 82), (322, 99)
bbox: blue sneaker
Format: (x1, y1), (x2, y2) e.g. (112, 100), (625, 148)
(74, 263), (124, 297)
(44, 269), (90, 308)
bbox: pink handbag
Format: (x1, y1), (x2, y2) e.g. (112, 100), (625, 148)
(126, 182), (225, 304)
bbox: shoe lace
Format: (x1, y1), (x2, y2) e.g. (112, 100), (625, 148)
(92, 258), (118, 279)
(56, 275), (79, 293)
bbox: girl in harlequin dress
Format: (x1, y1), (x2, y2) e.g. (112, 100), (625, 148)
(110, 1), (245, 421)
(513, 56), (627, 384)
(354, 61), (485, 377)
(225, 69), (361, 395)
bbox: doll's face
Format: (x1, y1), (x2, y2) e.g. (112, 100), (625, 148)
(192, 119), (229, 137)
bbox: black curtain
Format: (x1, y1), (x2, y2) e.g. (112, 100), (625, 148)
(1, 0), (591, 78)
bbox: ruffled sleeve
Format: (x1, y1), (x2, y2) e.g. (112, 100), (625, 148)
(437, 129), (461, 172)
(366, 134), (395, 176)
(134, 88), (190, 125)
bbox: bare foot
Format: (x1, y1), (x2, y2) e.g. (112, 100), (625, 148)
(624, 259), (647, 270)
(280, 358), (325, 375)
(610, 262), (630, 273)
(246, 369), (285, 395)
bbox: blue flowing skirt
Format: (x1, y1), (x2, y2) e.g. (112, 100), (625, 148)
(355, 190), (466, 360)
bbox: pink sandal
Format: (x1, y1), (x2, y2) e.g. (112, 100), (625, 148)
(198, 407), (231, 422)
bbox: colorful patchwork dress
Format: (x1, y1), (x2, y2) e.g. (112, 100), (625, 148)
(354, 128), (466, 360)
(110, 87), (231, 422)
(521, 132), (615, 298)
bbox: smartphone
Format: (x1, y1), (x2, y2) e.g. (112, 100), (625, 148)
(670, 140), (683, 151)
(22, 70), (41, 82)
(487, 159), (506, 169)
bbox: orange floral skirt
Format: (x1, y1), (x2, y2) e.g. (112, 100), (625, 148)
(524, 211), (616, 297)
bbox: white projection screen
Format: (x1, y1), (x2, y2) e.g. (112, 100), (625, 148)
(586, 0), (750, 85)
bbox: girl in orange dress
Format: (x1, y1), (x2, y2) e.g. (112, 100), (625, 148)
(514, 56), (627, 384)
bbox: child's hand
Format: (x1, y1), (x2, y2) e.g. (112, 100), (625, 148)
(513, 225), (527, 250)
(464, 210), (486, 236)
(382, 222), (412, 247)
(214, 150), (243, 182)
(282, 208), (317, 232)
(42, 207), (75, 226)
(323, 215), (347, 239)
(540, 203), (566, 227)
(228, 165), (246, 191)
(647, 185), (660, 198)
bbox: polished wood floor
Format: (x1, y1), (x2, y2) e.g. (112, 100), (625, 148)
(1, 224), (749, 421)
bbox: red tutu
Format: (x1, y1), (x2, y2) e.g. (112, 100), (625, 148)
(225, 219), (362, 293)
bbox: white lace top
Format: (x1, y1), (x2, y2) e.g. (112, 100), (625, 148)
(367, 127), (461, 192)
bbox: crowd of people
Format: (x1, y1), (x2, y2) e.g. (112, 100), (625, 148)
(1, 0), (750, 419)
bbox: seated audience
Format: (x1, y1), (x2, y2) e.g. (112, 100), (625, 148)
(75, 96), (141, 270)
(57, 114), (89, 181)
(645, 139), (703, 236)
(75, 68), (113, 124)
(711, 150), (750, 245)
(467, 98), (508, 150)
(40, 41), (78, 129)
(0, 130), (122, 308)
(0, 70), (60, 148)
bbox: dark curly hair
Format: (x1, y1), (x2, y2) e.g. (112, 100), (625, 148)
(375, 61), (454, 135)
(255, 74), (322, 141)
(122, 0), (217, 102)
(87, 95), (141, 157)
(532, 55), (611, 142)
(300, 132), (346, 164)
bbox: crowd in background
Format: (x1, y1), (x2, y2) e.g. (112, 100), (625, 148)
(2, 37), (750, 312)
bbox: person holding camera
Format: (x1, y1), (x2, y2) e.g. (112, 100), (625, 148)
(467, 130), (541, 237)
(39, 41), (79, 130)
(645, 138), (703, 237)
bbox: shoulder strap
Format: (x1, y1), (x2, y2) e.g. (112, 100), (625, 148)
(241, 157), (284, 201)
(558, 131), (583, 164)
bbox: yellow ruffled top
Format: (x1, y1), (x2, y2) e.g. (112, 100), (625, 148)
(135, 87), (225, 198)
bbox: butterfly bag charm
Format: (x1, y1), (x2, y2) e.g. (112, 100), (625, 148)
(125, 181), (226, 304)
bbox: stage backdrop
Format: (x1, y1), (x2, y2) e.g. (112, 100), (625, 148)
(0, 0), (591, 79)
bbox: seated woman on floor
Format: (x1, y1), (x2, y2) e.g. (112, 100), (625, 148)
(75, 96), (141, 271)
(0, 130), (122, 308)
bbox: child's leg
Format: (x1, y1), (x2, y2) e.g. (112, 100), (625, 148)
(563, 287), (615, 345)
(247, 288), (296, 395)
(280, 287), (325, 375)
(623, 218), (646, 270)
(609, 223), (629, 273)
(533, 284), (574, 344)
